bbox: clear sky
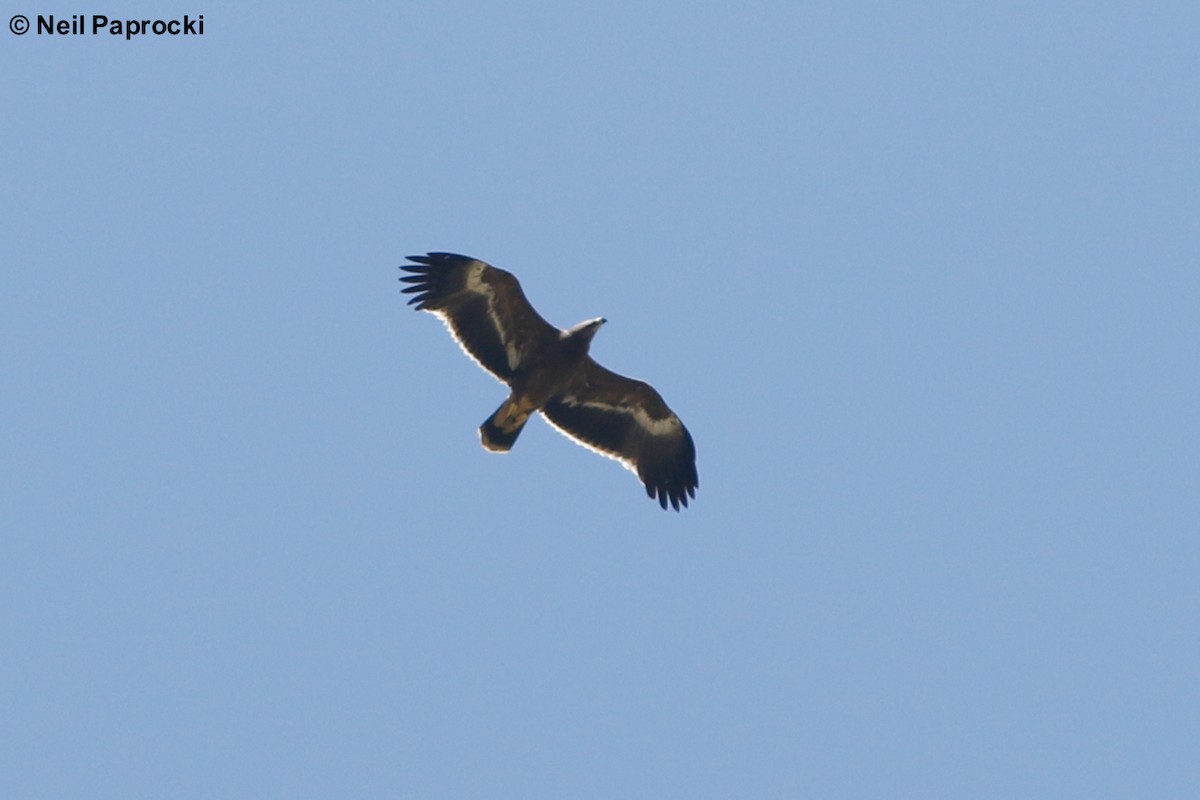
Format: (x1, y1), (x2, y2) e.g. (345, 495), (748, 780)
(3, 2), (1198, 797)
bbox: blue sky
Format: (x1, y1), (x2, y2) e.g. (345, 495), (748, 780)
(3, 2), (1198, 797)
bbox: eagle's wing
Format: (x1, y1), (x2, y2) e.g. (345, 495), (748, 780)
(542, 359), (698, 510)
(400, 253), (560, 383)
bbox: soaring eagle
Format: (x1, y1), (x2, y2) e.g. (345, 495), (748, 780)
(400, 252), (698, 510)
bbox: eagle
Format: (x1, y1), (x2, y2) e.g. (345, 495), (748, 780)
(400, 252), (698, 510)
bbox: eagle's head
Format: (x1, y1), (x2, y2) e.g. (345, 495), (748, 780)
(563, 317), (606, 339)
(561, 317), (607, 351)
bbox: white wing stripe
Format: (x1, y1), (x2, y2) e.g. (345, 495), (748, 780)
(558, 397), (681, 435)
(462, 262), (522, 373)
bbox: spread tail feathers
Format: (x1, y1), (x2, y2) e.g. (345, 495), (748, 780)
(480, 400), (530, 452)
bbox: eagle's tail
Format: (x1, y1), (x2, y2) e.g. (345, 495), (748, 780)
(480, 399), (530, 452)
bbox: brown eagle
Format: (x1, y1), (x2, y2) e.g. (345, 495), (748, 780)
(400, 252), (698, 510)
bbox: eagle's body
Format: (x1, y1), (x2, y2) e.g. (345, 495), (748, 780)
(400, 252), (698, 510)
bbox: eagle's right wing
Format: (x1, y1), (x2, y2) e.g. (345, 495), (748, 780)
(541, 358), (698, 510)
(401, 253), (559, 383)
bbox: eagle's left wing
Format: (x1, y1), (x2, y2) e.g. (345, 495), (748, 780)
(542, 358), (698, 510)
(400, 253), (559, 384)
